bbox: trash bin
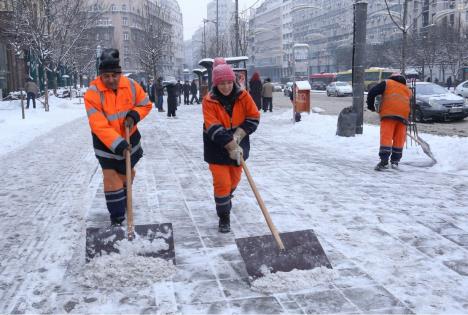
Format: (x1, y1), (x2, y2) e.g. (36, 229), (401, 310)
(293, 80), (311, 114)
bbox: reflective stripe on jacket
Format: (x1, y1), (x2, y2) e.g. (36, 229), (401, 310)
(84, 76), (152, 158)
(203, 89), (260, 165)
(380, 79), (412, 120)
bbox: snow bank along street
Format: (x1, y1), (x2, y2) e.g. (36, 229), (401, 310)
(0, 98), (467, 314)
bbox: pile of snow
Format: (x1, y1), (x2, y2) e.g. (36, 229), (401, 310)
(251, 266), (336, 294)
(81, 237), (175, 289)
(0, 96), (85, 157)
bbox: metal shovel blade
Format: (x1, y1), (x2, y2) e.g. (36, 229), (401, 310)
(85, 223), (174, 263)
(235, 229), (332, 279)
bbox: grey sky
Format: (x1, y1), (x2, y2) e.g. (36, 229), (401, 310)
(178, 0), (260, 40)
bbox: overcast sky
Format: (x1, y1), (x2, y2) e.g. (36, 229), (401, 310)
(179, 0), (260, 40)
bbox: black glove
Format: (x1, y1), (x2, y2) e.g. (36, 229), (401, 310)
(114, 139), (130, 156)
(367, 103), (375, 112)
(125, 116), (135, 129)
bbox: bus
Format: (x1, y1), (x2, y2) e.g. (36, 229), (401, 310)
(309, 73), (336, 90)
(336, 67), (398, 91)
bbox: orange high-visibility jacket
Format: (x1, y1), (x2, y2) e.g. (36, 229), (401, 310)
(84, 76), (152, 160)
(380, 79), (412, 120)
(203, 88), (260, 165)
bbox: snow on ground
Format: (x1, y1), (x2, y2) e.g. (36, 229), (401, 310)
(0, 96), (86, 157)
(0, 99), (467, 314)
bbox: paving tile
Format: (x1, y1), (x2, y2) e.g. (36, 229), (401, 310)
(292, 289), (360, 314)
(341, 286), (405, 312)
(229, 296), (284, 314)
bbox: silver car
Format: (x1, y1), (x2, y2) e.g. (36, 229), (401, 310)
(326, 81), (353, 97)
(454, 80), (468, 98)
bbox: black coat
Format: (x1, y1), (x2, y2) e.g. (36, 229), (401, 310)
(190, 82), (198, 95)
(183, 83), (191, 95)
(249, 79), (262, 109)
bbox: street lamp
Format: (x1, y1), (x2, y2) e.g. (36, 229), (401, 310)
(203, 18), (218, 56)
(95, 45), (102, 77)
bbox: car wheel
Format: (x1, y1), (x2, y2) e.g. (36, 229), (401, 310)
(327, 91), (330, 97)
(414, 108), (426, 123)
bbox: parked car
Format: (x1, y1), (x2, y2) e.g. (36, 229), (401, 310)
(414, 82), (468, 122)
(284, 82), (293, 96)
(326, 81), (353, 97)
(454, 80), (468, 98)
(272, 82), (283, 92)
(311, 81), (327, 90)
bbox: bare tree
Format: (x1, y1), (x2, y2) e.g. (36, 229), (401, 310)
(136, 2), (173, 80)
(0, 0), (102, 110)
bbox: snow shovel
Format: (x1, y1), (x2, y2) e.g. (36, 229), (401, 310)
(235, 157), (332, 279)
(85, 124), (175, 262)
(406, 132), (437, 164)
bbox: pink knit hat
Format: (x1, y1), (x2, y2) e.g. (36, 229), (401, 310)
(213, 57), (226, 68)
(212, 63), (235, 87)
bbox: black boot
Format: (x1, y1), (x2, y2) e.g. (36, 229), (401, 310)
(110, 215), (125, 226)
(218, 213), (230, 233)
(374, 160), (389, 171)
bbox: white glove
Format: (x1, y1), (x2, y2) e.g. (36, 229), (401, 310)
(233, 128), (247, 144)
(225, 140), (243, 165)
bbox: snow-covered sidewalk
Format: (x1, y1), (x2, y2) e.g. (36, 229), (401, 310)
(0, 100), (467, 314)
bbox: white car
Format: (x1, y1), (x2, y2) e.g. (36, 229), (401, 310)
(454, 80), (468, 98)
(326, 81), (353, 97)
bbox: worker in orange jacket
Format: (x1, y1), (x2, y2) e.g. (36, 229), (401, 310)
(367, 73), (412, 171)
(84, 48), (152, 225)
(203, 58), (260, 233)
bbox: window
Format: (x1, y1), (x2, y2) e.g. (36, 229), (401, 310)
(122, 4), (127, 11)
(111, 4), (117, 11)
(122, 16), (128, 25)
(123, 32), (129, 40)
(96, 33), (99, 40)
(104, 33), (110, 40)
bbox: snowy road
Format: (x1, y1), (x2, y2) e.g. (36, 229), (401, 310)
(0, 103), (467, 314)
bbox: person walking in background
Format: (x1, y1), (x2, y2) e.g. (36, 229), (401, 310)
(183, 80), (191, 105)
(446, 76), (452, 91)
(176, 80), (182, 105)
(84, 48), (152, 226)
(140, 80), (147, 93)
(367, 72), (412, 171)
(165, 80), (178, 118)
(155, 77), (165, 112)
(148, 79), (155, 103)
(261, 78), (273, 112)
(202, 57), (260, 233)
(248, 72), (262, 110)
(25, 78), (39, 109)
(190, 79), (199, 104)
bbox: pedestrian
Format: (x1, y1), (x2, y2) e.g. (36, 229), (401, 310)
(84, 48), (152, 225)
(367, 72), (412, 171)
(446, 76), (452, 91)
(156, 77), (165, 112)
(25, 78), (39, 109)
(290, 83), (301, 122)
(140, 80), (147, 93)
(426, 77), (432, 82)
(248, 72), (262, 110)
(261, 78), (273, 112)
(165, 80), (178, 118)
(176, 80), (182, 105)
(202, 57), (260, 233)
(183, 80), (190, 105)
(434, 78), (439, 84)
(148, 79), (155, 103)
(190, 79), (199, 104)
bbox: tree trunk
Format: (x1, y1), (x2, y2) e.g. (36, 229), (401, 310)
(44, 70), (49, 111)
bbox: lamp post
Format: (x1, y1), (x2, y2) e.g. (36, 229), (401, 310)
(203, 18), (218, 57)
(95, 45), (101, 77)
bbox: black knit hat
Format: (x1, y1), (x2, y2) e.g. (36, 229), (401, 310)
(99, 48), (122, 74)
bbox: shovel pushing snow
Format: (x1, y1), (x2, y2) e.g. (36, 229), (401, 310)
(235, 157), (332, 279)
(86, 124), (175, 262)
(407, 132), (437, 164)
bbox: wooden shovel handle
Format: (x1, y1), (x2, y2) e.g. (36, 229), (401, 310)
(240, 157), (285, 250)
(125, 125), (134, 240)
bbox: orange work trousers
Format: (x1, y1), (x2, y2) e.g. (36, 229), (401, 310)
(102, 168), (135, 192)
(379, 118), (406, 162)
(209, 164), (242, 216)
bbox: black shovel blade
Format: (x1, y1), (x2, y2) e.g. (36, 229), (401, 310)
(235, 229), (332, 279)
(85, 223), (174, 263)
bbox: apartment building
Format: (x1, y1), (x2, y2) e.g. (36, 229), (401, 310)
(87, 0), (183, 79)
